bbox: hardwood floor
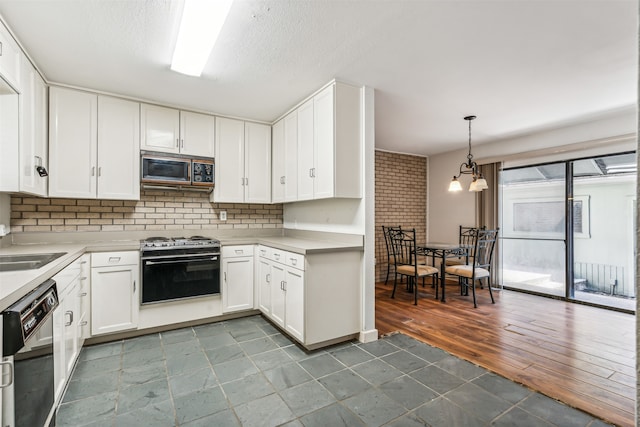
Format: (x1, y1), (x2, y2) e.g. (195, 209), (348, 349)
(375, 280), (636, 427)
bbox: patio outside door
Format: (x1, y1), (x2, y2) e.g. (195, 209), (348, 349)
(499, 152), (636, 311)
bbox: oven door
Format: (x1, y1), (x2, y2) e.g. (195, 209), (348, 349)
(141, 253), (220, 304)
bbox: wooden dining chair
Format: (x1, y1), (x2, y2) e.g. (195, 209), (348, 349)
(381, 225), (402, 285)
(390, 228), (439, 305)
(444, 228), (499, 308)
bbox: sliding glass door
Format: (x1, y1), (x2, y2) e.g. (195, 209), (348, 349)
(500, 163), (567, 297)
(499, 152), (636, 311)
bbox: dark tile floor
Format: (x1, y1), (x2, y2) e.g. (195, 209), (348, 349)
(56, 315), (612, 427)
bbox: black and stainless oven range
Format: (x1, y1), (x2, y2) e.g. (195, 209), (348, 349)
(2, 279), (58, 427)
(140, 237), (221, 304)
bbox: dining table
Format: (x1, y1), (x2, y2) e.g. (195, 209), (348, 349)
(416, 242), (467, 302)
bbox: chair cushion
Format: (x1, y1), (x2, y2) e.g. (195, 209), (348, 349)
(444, 264), (490, 279)
(445, 257), (474, 266)
(397, 264), (439, 277)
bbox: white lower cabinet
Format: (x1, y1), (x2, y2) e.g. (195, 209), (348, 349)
(91, 251), (139, 336)
(222, 246), (254, 313)
(257, 245), (361, 349)
(78, 254), (91, 344)
(258, 245), (305, 343)
(283, 268), (304, 342)
(52, 257), (83, 401)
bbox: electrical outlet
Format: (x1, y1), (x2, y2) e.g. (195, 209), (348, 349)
(220, 211), (227, 221)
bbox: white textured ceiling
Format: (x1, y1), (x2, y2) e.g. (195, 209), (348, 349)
(0, 0), (636, 156)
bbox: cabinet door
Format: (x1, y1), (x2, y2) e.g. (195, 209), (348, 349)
(78, 254), (91, 343)
(91, 264), (139, 335)
(284, 111), (299, 202)
(0, 23), (20, 89)
(270, 262), (286, 328)
(140, 104), (180, 153)
(313, 85), (335, 199)
(52, 305), (66, 400)
(49, 87), (97, 198)
(257, 257), (271, 314)
(245, 122), (271, 203)
(271, 119), (285, 203)
(97, 96), (140, 200)
(18, 57), (37, 194)
(180, 111), (215, 157)
(284, 268), (304, 342)
(62, 281), (80, 377)
(297, 99), (314, 201)
(222, 256), (254, 313)
(214, 117), (245, 203)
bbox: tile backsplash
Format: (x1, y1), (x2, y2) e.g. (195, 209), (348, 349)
(10, 190), (283, 233)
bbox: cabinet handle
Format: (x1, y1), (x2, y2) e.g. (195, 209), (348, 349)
(81, 276), (88, 281)
(224, 272), (227, 282)
(176, 138), (180, 148)
(266, 273), (270, 283)
(133, 280), (136, 293)
(65, 310), (74, 326)
(282, 281), (287, 291)
(79, 321), (88, 326)
(79, 292), (87, 297)
(181, 139), (184, 149)
(0, 41), (3, 57)
(0, 360), (13, 388)
(98, 167), (102, 177)
(80, 260), (88, 264)
(235, 250), (243, 255)
(290, 258), (297, 266)
(108, 257), (121, 263)
(91, 166), (95, 176)
(274, 253), (280, 260)
(280, 176), (285, 184)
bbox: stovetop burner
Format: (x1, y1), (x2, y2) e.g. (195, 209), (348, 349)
(140, 235), (220, 251)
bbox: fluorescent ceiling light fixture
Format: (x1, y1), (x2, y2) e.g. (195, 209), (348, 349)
(171, 0), (233, 77)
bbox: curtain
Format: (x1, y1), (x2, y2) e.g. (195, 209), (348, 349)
(476, 162), (501, 288)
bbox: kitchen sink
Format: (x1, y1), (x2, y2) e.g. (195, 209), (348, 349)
(0, 252), (67, 272)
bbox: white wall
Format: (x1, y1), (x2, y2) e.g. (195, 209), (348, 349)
(427, 149), (476, 243)
(283, 198), (365, 234)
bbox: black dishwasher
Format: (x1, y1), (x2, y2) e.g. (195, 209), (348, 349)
(2, 279), (58, 427)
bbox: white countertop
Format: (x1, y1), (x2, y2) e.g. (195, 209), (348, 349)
(0, 233), (362, 311)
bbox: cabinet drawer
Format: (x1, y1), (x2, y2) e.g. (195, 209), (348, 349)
(91, 251), (138, 267)
(222, 245), (254, 258)
(285, 252), (305, 270)
(270, 248), (285, 264)
(257, 245), (271, 259)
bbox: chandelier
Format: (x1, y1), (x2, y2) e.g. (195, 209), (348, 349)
(448, 115), (488, 192)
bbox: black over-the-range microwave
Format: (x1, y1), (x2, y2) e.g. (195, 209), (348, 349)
(141, 152), (214, 189)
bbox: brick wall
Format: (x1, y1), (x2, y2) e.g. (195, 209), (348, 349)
(10, 190), (283, 233)
(375, 150), (427, 282)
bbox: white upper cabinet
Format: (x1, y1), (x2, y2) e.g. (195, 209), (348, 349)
(245, 122), (271, 203)
(271, 118), (285, 203)
(18, 55), (48, 196)
(272, 111), (299, 204)
(0, 21), (21, 90)
(283, 111), (299, 202)
(97, 96), (140, 200)
(49, 87), (140, 200)
(214, 117), (245, 202)
(49, 87), (98, 199)
(296, 82), (362, 201)
(141, 104), (214, 157)
(180, 110), (215, 157)
(213, 117), (271, 203)
(296, 99), (314, 201)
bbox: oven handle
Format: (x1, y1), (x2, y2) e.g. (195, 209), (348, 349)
(141, 252), (220, 261)
(144, 257), (218, 266)
(0, 360), (13, 388)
